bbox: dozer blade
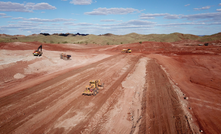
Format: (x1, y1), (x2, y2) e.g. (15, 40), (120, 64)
(82, 90), (93, 95)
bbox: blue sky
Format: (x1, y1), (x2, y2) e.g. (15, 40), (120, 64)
(0, 0), (221, 35)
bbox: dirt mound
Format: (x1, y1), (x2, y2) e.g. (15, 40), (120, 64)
(0, 34), (11, 37)
(110, 41), (172, 53)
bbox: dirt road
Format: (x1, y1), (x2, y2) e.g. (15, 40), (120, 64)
(0, 41), (221, 134)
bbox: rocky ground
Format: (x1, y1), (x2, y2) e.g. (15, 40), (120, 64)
(0, 41), (221, 134)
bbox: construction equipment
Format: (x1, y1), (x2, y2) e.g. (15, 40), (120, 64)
(60, 53), (71, 60)
(82, 80), (104, 96)
(121, 49), (132, 53)
(33, 45), (43, 56)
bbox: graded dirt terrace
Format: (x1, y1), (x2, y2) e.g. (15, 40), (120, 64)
(0, 41), (221, 134)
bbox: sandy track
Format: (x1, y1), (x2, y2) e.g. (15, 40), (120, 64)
(140, 59), (192, 134)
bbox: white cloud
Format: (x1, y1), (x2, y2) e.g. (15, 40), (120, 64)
(12, 17), (74, 22)
(100, 19), (116, 22)
(217, 9), (221, 12)
(0, 13), (6, 16)
(140, 13), (179, 19)
(12, 17), (25, 20)
(0, 1), (56, 12)
(185, 4), (190, 7)
(141, 12), (221, 21)
(140, 17), (154, 20)
(140, 13), (169, 18)
(181, 12), (221, 21)
(64, 19), (155, 28)
(157, 22), (206, 27)
(194, 6), (210, 11)
(31, 3), (56, 10)
(27, 18), (72, 22)
(77, 22), (94, 26)
(85, 8), (140, 15)
(2, 16), (11, 18)
(140, 11), (221, 22)
(2, 21), (41, 29)
(125, 20), (155, 25)
(164, 15), (179, 19)
(219, 3), (221, 6)
(61, 0), (68, 1)
(70, 0), (92, 5)
(210, 22), (221, 25)
(64, 22), (94, 26)
(0, 1), (30, 12)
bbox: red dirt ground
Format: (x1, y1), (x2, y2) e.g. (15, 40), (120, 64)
(0, 41), (221, 134)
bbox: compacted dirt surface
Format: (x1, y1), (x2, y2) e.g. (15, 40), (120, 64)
(0, 41), (221, 134)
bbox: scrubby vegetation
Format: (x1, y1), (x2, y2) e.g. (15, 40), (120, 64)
(0, 32), (220, 45)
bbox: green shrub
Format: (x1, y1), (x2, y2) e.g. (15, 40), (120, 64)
(63, 41), (68, 43)
(139, 41), (142, 44)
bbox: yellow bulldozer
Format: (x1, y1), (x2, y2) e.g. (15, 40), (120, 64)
(121, 49), (132, 53)
(82, 80), (104, 96)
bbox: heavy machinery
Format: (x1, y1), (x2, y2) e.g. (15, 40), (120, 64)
(82, 80), (104, 96)
(121, 49), (132, 53)
(60, 53), (71, 60)
(33, 45), (43, 56)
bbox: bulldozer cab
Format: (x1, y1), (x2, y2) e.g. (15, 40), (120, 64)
(89, 80), (100, 87)
(90, 80), (95, 85)
(127, 49), (131, 53)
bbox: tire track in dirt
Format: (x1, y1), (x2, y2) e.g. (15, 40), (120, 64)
(0, 54), (138, 134)
(30, 54), (141, 134)
(87, 57), (149, 134)
(67, 54), (141, 134)
(0, 68), (99, 134)
(139, 59), (192, 134)
(0, 54), (127, 134)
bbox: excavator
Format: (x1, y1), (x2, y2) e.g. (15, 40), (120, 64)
(82, 80), (104, 96)
(33, 45), (43, 56)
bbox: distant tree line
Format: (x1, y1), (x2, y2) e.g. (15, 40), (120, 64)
(40, 33), (89, 37)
